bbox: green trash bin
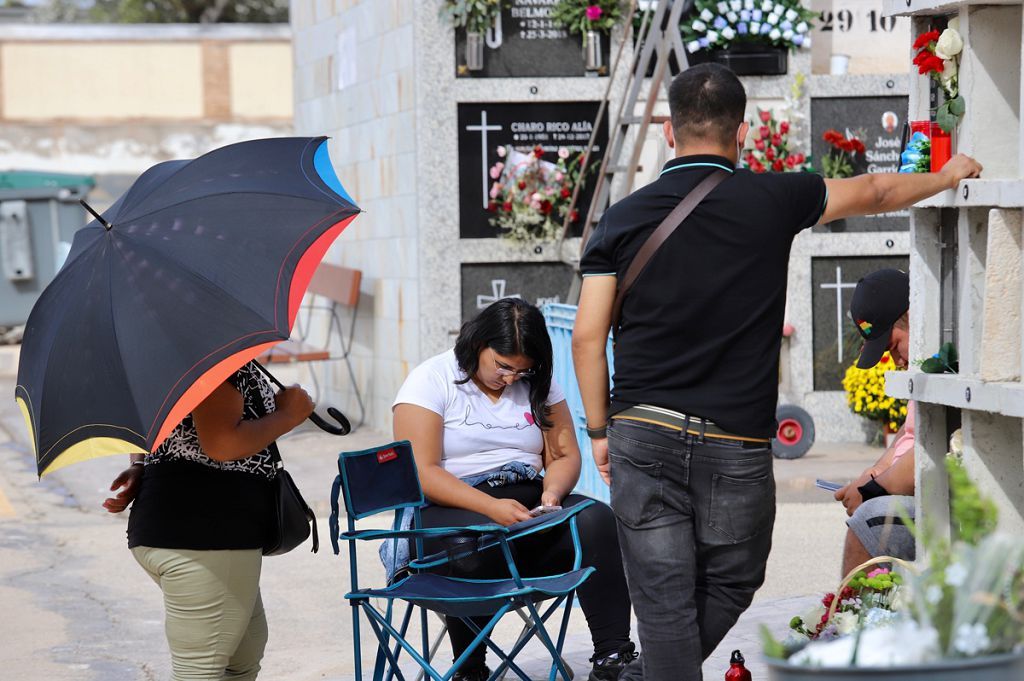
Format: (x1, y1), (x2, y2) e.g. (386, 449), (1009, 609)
(0, 170), (95, 327)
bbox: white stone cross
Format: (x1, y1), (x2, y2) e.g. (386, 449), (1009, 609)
(477, 279), (522, 309)
(465, 110), (503, 209)
(819, 265), (858, 363)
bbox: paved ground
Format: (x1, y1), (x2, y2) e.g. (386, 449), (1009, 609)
(0, 363), (879, 680)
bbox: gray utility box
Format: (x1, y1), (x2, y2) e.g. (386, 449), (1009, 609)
(0, 171), (94, 326)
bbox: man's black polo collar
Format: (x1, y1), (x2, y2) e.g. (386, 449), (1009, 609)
(659, 154), (737, 179)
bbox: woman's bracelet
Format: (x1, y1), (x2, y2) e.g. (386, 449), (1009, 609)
(585, 423), (608, 439)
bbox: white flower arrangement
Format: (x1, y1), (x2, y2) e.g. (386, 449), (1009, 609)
(766, 441), (1024, 670)
(682, 0), (814, 53)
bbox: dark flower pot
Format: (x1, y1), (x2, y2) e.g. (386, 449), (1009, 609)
(688, 44), (788, 76)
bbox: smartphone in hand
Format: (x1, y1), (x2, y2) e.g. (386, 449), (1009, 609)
(530, 505), (562, 517)
(815, 479), (843, 492)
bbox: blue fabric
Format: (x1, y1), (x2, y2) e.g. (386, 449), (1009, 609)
(349, 568), (594, 618)
(313, 139), (356, 204)
(378, 461), (539, 581)
(340, 441), (423, 520)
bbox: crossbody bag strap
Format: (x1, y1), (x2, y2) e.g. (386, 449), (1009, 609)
(611, 169), (728, 336)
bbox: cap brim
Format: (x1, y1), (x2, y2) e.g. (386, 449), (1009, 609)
(856, 330), (892, 369)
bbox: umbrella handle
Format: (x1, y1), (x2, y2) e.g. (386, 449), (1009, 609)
(309, 408), (352, 436)
(252, 361), (352, 436)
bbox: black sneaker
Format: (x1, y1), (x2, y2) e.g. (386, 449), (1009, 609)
(589, 642), (639, 681)
(452, 664), (491, 681)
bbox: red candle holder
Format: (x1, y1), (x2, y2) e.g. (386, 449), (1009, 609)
(909, 121), (952, 172)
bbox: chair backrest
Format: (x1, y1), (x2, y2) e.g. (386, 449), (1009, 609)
(337, 440), (423, 520)
(308, 262), (361, 309)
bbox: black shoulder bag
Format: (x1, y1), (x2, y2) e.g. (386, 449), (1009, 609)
(610, 169), (729, 337)
(264, 443), (319, 556)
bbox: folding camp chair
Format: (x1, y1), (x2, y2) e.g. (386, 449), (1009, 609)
(329, 441), (595, 681)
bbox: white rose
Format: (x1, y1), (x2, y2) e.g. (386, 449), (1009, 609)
(692, 20), (707, 32)
(785, 8), (798, 21)
(761, 1), (773, 12)
(722, 26), (736, 40)
(750, 21), (761, 33)
(727, 11), (738, 22)
(744, 0), (755, 10)
(766, 13), (779, 25)
(686, 40), (702, 53)
(701, 8), (714, 22)
(796, 21), (808, 33)
(935, 28), (964, 59)
(940, 57), (958, 86)
(782, 29), (793, 40)
(769, 28), (781, 40)
(706, 30), (720, 43)
(718, 1), (729, 13)
(730, 0), (743, 11)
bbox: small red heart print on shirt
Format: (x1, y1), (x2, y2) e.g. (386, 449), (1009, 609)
(524, 412), (535, 426)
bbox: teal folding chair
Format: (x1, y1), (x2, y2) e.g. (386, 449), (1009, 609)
(329, 441), (594, 681)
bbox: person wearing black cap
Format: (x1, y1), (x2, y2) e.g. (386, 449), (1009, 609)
(571, 62), (981, 681)
(835, 269), (917, 576)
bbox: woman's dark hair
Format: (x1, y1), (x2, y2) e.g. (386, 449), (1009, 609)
(454, 298), (554, 429)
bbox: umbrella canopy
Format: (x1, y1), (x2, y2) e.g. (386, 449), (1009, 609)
(16, 137), (360, 476)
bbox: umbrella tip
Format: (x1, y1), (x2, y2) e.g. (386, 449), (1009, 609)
(79, 199), (113, 231)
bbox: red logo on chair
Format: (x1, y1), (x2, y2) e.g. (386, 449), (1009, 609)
(377, 448), (398, 464)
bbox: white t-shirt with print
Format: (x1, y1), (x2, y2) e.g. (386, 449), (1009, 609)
(393, 350), (566, 479)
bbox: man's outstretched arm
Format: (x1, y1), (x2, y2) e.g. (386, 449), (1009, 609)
(820, 154), (983, 225)
(572, 274), (616, 484)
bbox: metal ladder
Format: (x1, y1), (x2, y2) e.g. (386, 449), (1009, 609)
(560, 0), (694, 301)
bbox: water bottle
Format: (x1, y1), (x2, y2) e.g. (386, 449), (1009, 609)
(725, 650), (751, 681)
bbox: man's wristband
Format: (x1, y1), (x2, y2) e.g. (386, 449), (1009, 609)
(857, 477), (888, 502)
(585, 424), (608, 439)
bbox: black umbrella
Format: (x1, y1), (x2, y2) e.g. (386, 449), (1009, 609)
(16, 137), (360, 476)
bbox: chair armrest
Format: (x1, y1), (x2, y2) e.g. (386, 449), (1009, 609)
(504, 501), (594, 541)
(340, 524), (507, 542)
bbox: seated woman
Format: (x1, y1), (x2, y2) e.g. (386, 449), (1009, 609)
(392, 298), (636, 681)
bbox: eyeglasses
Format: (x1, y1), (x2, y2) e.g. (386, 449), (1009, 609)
(491, 349), (536, 378)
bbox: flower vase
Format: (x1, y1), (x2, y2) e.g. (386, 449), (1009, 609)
(466, 31), (485, 71)
(766, 652), (1024, 681)
(584, 30), (603, 72)
(689, 43), (788, 76)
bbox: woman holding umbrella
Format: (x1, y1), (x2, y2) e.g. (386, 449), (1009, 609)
(106, 369), (312, 680)
(16, 136), (361, 680)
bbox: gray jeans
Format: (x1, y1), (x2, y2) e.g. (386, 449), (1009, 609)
(608, 418), (776, 681)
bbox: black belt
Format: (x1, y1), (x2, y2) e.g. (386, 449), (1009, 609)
(612, 405), (771, 446)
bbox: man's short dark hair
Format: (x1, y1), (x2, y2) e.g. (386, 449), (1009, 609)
(668, 63), (747, 147)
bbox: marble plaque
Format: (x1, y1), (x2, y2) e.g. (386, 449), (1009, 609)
(453, 0), (609, 78)
(811, 95), (909, 232)
(811, 255), (908, 391)
(461, 262), (575, 322)
(458, 101), (608, 239)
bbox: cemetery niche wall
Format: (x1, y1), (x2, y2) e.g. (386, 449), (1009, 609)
(453, 0), (611, 77)
(811, 255), (909, 391)
(461, 262), (575, 322)
(811, 94), (909, 232)
(458, 101), (608, 239)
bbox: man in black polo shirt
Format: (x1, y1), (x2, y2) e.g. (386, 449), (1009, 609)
(572, 63), (981, 680)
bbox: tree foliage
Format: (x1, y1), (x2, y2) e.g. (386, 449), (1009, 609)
(34, 0), (288, 23)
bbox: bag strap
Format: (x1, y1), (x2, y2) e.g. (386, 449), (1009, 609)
(611, 169), (728, 336)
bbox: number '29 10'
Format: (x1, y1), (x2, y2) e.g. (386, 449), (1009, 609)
(819, 9), (898, 33)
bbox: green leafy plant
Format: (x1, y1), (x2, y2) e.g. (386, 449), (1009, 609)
(551, 1), (624, 42)
(918, 342), (958, 374)
(440, 0), (508, 34)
